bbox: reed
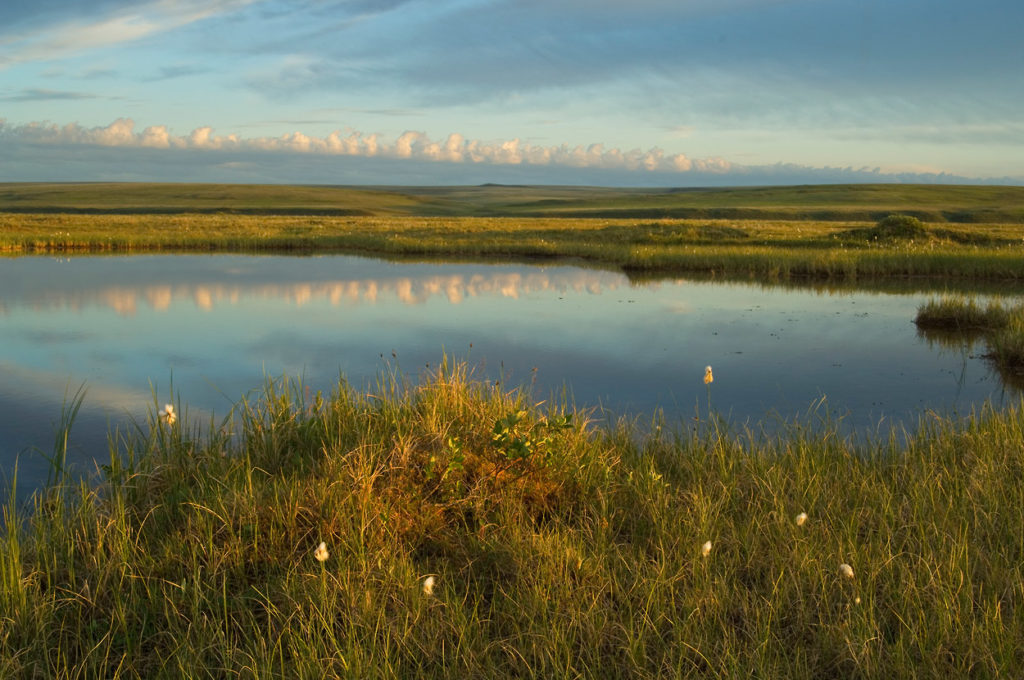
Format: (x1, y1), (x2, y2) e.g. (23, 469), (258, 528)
(1, 362), (1022, 677)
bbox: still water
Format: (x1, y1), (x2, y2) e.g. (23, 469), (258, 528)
(0, 254), (1015, 494)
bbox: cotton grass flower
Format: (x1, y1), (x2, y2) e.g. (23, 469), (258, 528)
(314, 541), (329, 563)
(839, 563), (854, 579)
(159, 403), (176, 425)
(422, 575), (436, 596)
(795, 512), (808, 526)
(703, 365), (714, 385)
(701, 540), (713, 557)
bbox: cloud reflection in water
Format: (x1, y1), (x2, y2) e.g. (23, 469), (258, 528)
(1, 268), (631, 316)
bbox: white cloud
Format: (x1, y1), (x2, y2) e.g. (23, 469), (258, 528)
(1, 117), (730, 174)
(0, 0), (255, 67)
(139, 125), (172, 148)
(5, 117), (1016, 186)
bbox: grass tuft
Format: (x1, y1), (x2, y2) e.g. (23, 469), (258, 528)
(915, 296), (1012, 333)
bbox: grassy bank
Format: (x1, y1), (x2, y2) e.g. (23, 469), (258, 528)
(4, 210), (1024, 282)
(2, 364), (1023, 677)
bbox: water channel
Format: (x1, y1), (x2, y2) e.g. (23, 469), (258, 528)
(1, 254), (1017, 496)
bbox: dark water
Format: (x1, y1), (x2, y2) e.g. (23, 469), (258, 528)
(0, 254), (1016, 495)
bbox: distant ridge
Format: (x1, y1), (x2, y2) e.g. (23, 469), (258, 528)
(2, 182), (1023, 223)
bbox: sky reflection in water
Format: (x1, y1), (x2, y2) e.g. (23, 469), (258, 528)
(0, 254), (1016, 495)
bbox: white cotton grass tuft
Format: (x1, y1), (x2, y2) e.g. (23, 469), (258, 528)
(703, 366), (714, 385)
(701, 540), (713, 557)
(422, 575), (436, 596)
(839, 563), (854, 579)
(314, 541), (329, 563)
(159, 404), (176, 425)
(795, 512), (808, 526)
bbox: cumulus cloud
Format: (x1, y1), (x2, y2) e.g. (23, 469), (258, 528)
(1, 117), (732, 175)
(4, 117), (1016, 186)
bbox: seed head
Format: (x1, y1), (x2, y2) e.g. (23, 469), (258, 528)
(422, 575), (436, 596)
(701, 540), (713, 557)
(159, 404), (176, 425)
(314, 541), (329, 563)
(839, 563), (854, 579)
(795, 512), (808, 526)
(703, 366), (714, 385)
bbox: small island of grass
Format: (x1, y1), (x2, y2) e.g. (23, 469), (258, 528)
(916, 295), (1024, 374)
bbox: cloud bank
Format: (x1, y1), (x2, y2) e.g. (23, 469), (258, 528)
(1, 117), (1017, 187)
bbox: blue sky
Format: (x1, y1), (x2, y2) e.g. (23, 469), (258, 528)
(1, 0), (1022, 186)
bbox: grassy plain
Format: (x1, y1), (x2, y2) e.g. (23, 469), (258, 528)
(2, 183), (1024, 281)
(4, 182), (1024, 221)
(2, 365), (1023, 677)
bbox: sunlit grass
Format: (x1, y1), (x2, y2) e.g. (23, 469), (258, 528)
(2, 362), (1023, 677)
(3, 211), (1024, 281)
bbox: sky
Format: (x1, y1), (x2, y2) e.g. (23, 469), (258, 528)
(1, 0), (1022, 186)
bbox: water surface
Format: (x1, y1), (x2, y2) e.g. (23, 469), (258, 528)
(1, 254), (1015, 495)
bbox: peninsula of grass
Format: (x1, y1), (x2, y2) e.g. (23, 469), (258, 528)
(916, 295), (1024, 372)
(2, 363), (1023, 677)
(3, 183), (1024, 282)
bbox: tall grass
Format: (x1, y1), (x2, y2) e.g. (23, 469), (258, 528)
(1, 363), (1023, 677)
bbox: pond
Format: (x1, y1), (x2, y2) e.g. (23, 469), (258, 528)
(0, 254), (1017, 496)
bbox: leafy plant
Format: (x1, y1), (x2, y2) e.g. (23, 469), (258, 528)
(491, 410), (573, 464)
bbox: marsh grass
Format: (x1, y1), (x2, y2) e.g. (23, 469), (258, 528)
(915, 296), (1013, 333)
(3, 211), (1024, 282)
(916, 296), (1024, 378)
(2, 362), (1023, 677)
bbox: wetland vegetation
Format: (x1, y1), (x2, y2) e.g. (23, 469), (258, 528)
(3, 183), (1024, 282)
(3, 182), (1024, 676)
(2, 364), (1023, 677)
